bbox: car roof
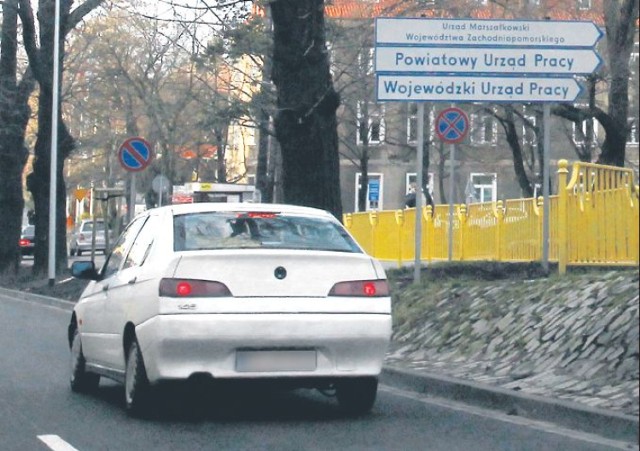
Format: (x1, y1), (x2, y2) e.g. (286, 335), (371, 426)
(143, 203), (336, 220)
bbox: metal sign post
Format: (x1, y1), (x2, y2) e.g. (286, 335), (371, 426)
(48, 0), (61, 287)
(542, 104), (551, 273)
(414, 103), (425, 283)
(435, 107), (469, 262)
(118, 137), (154, 223)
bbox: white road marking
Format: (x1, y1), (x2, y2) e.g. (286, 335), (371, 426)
(37, 435), (79, 451)
(380, 385), (638, 451)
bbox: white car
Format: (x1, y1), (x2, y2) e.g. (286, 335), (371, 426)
(69, 203), (392, 416)
(68, 219), (112, 256)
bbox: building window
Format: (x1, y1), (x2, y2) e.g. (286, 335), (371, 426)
(467, 173), (497, 204)
(572, 118), (598, 146)
(357, 102), (386, 145)
(469, 111), (497, 146)
(407, 103), (418, 144)
(628, 117), (639, 145)
(406, 173), (435, 206)
(407, 103), (436, 144)
(355, 173), (383, 211)
(577, 0), (591, 10)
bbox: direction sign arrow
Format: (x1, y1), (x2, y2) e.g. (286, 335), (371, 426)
(377, 75), (582, 103)
(375, 47), (602, 75)
(375, 18), (603, 48)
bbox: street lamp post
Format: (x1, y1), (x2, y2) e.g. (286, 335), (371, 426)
(48, 0), (61, 286)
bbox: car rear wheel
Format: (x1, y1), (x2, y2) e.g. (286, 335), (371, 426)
(336, 377), (378, 415)
(125, 339), (151, 416)
(70, 328), (100, 393)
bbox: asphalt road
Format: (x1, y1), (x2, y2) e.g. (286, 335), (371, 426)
(0, 293), (630, 451)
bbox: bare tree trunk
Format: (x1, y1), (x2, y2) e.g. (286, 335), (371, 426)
(498, 108), (534, 198)
(256, 7), (274, 203)
(0, 0), (36, 273)
(270, 0), (342, 219)
(598, 0), (638, 166)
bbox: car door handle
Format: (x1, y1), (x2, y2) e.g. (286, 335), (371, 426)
(128, 277), (137, 285)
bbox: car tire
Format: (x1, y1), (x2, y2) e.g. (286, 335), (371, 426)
(336, 377), (378, 415)
(70, 328), (100, 393)
(125, 339), (151, 416)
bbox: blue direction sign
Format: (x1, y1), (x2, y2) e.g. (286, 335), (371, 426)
(436, 108), (469, 144)
(118, 137), (154, 172)
(377, 74), (582, 103)
(375, 47), (603, 75)
(375, 18), (603, 48)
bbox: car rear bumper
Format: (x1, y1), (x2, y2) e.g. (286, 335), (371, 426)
(135, 313), (392, 384)
(75, 241), (106, 251)
(20, 246), (35, 255)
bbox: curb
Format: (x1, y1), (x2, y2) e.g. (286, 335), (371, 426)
(0, 286), (75, 312)
(381, 366), (639, 444)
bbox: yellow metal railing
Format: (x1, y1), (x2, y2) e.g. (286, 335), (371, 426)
(344, 160), (640, 274)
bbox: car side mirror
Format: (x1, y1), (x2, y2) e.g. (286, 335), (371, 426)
(71, 261), (101, 281)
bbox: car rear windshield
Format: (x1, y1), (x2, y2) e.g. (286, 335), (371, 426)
(82, 221), (105, 232)
(173, 212), (362, 253)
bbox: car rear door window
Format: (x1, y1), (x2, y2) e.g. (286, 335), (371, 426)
(123, 215), (159, 269)
(173, 212), (361, 253)
(102, 217), (147, 278)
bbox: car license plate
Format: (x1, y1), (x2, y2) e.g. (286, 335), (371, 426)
(235, 350), (317, 372)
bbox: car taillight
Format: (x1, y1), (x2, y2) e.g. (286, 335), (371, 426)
(328, 280), (389, 297)
(19, 238), (31, 247)
(159, 278), (232, 297)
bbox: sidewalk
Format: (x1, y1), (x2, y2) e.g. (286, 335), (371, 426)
(382, 348), (639, 444)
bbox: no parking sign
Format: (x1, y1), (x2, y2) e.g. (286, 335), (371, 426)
(435, 108), (469, 144)
(118, 137), (154, 172)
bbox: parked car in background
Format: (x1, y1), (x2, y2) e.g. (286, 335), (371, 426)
(19, 225), (35, 257)
(69, 203), (392, 416)
(68, 219), (112, 256)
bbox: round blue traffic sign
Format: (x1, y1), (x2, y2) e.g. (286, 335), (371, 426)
(436, 107), (469, 144)
(118, 137), (154, 172)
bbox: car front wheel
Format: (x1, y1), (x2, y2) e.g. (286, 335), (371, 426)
(70, 328), (100, 393)
(336, 377), (378, 415)
(125, 339), (151, 416)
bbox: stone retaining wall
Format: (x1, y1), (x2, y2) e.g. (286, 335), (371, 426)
(387, 269), (639, 416)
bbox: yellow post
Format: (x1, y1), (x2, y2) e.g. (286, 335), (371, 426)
(369, 211), (378, 258)
(494, 201), (504, 261)
(557, 160), (569, 275)
(395, 209), (405, 267)
(425, 205), (433, 262)
(459, 204), (467, 261)
(635, 185), (640, 265)
(343, 213), (352, 229)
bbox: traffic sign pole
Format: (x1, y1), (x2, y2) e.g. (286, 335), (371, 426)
(118, 137), (153, 222)
(448, 141), (455, 262)
(414, 103), (425, 283)
(542, 104), (551, 274)
(434, 107), (469, 263)
(129, 173), (136, 223)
